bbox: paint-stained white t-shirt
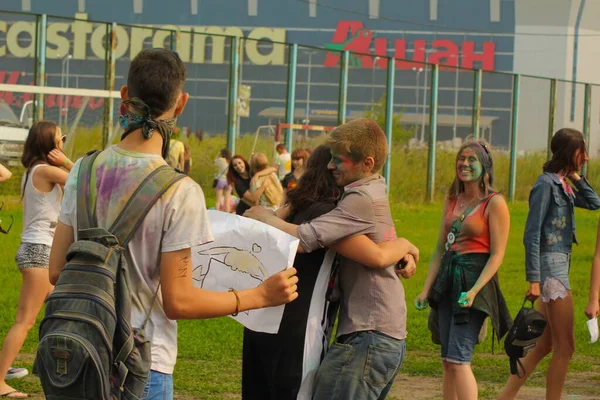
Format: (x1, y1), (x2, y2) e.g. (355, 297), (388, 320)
(58, 145), (213, 374)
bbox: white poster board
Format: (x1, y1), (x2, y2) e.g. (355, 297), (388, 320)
(191, 210), (299, 333)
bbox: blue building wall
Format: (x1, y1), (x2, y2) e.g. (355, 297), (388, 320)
(0, 0), (516, 144)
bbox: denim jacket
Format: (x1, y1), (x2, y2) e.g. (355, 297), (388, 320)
(524, 172), (600, 282)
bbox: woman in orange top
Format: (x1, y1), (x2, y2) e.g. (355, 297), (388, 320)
(414, 140), (512, 400)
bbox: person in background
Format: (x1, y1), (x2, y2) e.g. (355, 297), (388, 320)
(215, 148), (232, 213)
(0, 121), (73, 399)
(0, 163), (29, 384)
(415, 140), (511, 400)
(227, 155), (272, 216)
(166, 132), (185, 170)
(274, 143), (291, 181)
(282, 149), (309, 193)
(183, 142), (192, 175)
(0, 164), (11, 182)
(498, 128), (600, 400)
(250, 152), (284, 211)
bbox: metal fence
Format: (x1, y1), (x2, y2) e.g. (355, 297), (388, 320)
(2, 10), (600, 202)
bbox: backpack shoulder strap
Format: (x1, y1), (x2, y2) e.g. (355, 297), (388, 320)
(76, 150), (102, 231)
(109, 165), (186, 246)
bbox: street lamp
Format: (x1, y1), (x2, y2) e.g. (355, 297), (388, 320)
(371, 56), (380, 106)
(412, 67), (423, 138)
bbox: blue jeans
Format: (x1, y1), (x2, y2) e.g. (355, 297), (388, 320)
(313, 330), (406, 400)
(140, 370), (173, 400)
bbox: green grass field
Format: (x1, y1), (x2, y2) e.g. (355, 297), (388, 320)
(2, 196), (600, 399)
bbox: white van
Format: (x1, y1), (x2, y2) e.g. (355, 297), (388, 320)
(0, 100), (30, 167)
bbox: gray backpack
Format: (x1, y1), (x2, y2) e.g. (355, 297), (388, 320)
(34, 150), (185, 400)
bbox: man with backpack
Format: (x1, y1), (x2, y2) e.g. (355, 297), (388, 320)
(45, 48), (298, 400)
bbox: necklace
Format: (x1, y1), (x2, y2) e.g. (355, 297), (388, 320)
(459, 194), (483, 210)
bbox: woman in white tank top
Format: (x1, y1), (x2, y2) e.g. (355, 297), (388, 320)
(0, 121), (73, 399)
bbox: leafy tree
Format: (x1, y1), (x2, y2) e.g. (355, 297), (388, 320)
(363, 94), (414, 146)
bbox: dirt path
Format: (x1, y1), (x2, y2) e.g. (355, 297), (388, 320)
(389, 372), (600, 400)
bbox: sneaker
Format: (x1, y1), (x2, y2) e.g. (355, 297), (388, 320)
(5, 367), (28, 380)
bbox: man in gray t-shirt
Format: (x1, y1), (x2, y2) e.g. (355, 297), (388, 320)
(246, 118), (416, 399)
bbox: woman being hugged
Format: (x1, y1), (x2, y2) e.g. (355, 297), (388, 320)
(415, 140), (512, 400)
(0, 121), (72, 399)
(498, 128), (600, 400)
(249, 152), (284, 210)
(227, 155), (272, 216)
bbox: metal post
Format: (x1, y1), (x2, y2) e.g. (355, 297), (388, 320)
(420, 58), (429, 143)
(383, 57), (395, 187)
(337, 50), (349, 126)
(452, 58), (460, 139)
(64, 55), (72, 131)
(426, 64), (439, 202)
(582, 83), (592, 176)
(509, 75), (520, 202)
(102, 22), (116, 149)
(370, 56), (380, 106)
(36, 14), (47, 121)
(227, 36), (240, 154)
(547, 79), (557, 160)
(472, 69), (482, 139)
(285, 44), (298, 153)
(412, 67), (422, 138)
(303, 51), (315, 138)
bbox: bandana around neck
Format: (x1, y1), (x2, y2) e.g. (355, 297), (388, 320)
(119, 97), (178, 159)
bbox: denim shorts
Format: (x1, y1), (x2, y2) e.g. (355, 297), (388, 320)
(437, 298), (487, 365)
(140, 370), (173, 400)
(540, 252), (571, 291)
(15, 242), (51, 271)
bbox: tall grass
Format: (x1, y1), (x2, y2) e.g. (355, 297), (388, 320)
(3, 130), (600, 207)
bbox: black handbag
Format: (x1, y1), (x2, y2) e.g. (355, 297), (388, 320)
(504, 298), (547, 377)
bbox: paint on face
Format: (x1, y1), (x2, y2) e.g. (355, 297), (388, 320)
(232, 158), (246, 174)
(456, 147), (483, 182)
(328, 152), (362, 187)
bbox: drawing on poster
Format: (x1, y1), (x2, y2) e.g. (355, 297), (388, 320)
(191, 210), (299, 333)
(193, 244), (268, 287)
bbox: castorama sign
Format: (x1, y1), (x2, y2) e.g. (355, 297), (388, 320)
(0, 0), (515, 140)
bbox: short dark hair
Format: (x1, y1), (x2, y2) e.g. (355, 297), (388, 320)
(544, 128), (587, 175)
(127, 48), (186, 118)
(219, 147), (232, 161)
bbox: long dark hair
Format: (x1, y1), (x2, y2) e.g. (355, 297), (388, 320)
(21, 120), (59, 198)
(544, 128), (587, 175)
(286, 145), (342, 216)
(447, 139), (496, 198)
(227, 155), (250, 185)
